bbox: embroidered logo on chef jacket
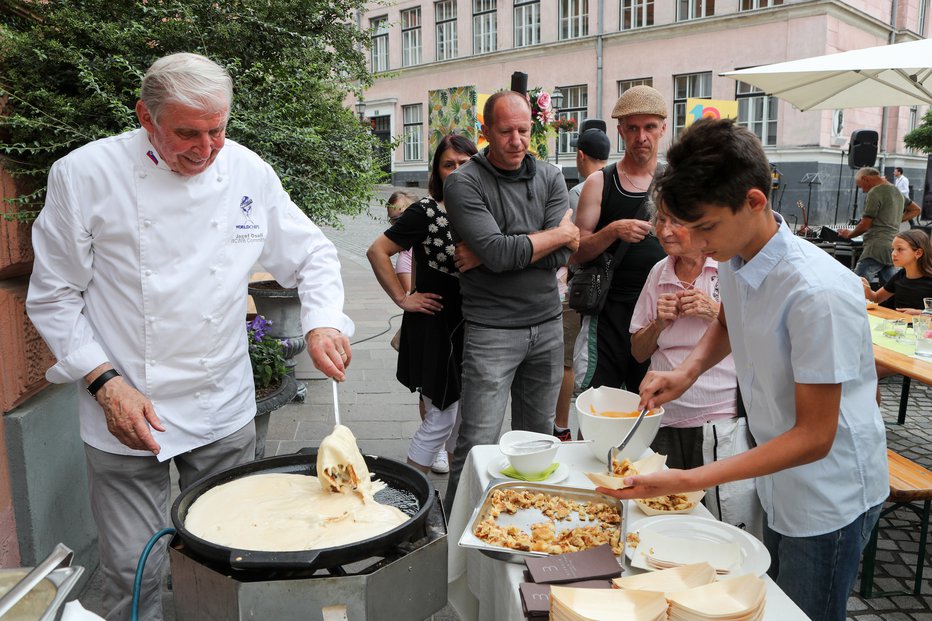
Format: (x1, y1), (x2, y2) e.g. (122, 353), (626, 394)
(146, 150), (159, 165)
(232, 195), (265, 244)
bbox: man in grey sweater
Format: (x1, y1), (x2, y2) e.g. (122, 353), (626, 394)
(443, 90), (579, 508)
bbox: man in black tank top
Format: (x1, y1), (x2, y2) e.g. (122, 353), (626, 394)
(572, 85), (668, 392)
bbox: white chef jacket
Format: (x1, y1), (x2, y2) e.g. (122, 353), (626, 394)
(27, 128), (354, 461)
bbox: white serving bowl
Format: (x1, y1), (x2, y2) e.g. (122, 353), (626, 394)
(576, 386), (664, 461)
(499, 430), (561, 475)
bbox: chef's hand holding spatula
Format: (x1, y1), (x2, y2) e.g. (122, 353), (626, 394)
(307, 327), (352, 381)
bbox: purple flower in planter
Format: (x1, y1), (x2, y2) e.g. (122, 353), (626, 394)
(248, 315), (272, 342)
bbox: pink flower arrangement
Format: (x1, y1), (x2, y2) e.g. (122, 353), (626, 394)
(525, 87), (561, 160)
(535, 91), (554, 124)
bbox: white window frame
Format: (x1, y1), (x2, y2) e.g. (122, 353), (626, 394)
(673, 72), (712, 138)
(620, 0), (653, 30)
(473, 0), (498, 54)
(736, 80), (778, 147)
(556, 85), (588, 154)
(370, 16), (389, 73)
(401, 8), (422, 67)
(403, 104), (423, 162)
(559, 0), (588, 40)
(514, 0), (541, 48)
(740, 0), (783, 10)
(677, 0), (713, 21)
(616, 78), (653, 152)
(435, 0), (458, 61)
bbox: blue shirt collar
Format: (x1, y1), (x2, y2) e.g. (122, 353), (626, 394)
(728, 211), (790, 290)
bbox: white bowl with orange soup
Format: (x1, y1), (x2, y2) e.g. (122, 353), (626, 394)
(576, 386), (664, 461)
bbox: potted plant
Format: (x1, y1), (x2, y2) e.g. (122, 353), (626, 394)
(248, 314), (298, 459)
(248, 279), (308, 400)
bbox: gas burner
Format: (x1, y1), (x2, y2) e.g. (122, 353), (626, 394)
(170, 492), (448, 621)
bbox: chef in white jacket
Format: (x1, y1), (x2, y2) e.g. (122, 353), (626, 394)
(26, 52), (354, 621)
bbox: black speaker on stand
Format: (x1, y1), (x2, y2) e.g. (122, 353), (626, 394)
(848, 129), (878, 169)
(847, 129), (879, 222)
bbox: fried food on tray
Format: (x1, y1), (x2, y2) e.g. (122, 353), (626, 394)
(472, 488), (623, 555)
(639, 493), (696, 512)
(612, 458), (639, 478)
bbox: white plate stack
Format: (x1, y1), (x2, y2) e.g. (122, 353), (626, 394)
(635, 531), (742, 575)
(626, 515), (771, 577)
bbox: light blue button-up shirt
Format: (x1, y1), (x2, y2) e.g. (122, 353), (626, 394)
(719, 213), (887, 537)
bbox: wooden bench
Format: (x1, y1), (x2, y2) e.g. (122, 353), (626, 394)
(860, 449), (932, 597)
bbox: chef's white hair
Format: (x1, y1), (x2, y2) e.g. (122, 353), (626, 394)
(140, 52), (233, 124)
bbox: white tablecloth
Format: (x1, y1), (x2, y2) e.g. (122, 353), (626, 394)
(446, 444), (810, 621)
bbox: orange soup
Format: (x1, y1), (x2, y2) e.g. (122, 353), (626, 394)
(589, 405), (653, 418)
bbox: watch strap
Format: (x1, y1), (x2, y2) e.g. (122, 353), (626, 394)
(87, 369), (121, 397)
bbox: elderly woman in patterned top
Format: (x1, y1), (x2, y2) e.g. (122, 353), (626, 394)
(367, 134), (478, 474)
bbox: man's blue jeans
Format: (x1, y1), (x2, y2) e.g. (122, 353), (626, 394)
(855, 257), (898, 286)
(444, 317), (563, 511)
(763, 503), (882, 621)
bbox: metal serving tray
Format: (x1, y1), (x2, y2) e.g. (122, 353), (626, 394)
(0, 566), (84, 621)
(458, 480), (626, 563)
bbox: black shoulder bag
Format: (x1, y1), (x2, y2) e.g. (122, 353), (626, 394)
(567, 163), (650, 315)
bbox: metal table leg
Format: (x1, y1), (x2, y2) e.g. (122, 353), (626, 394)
(898, 376), (911, 425)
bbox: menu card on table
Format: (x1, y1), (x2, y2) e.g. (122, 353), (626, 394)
(519, 580), (613, 618)
(525, 544), (623, 584)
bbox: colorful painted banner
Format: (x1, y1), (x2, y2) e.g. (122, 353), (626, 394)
(685, 98), (739, 127)
(427, 86), (479, 162)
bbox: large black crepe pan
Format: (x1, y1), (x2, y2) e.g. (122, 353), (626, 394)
(170, 449), (434, 570)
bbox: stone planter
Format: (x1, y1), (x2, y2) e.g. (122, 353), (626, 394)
(254, 375), (298, 459)
(248, 280), (307, 402)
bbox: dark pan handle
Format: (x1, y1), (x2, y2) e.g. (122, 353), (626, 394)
(229, 548), (321, 570)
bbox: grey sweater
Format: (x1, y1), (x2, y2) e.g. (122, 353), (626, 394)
(444, 150), (570, 327)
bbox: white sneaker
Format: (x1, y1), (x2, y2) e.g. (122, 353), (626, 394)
(431, 451), (450, 474)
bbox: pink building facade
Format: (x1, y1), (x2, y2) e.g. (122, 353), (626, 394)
(355, 0), (930, 225)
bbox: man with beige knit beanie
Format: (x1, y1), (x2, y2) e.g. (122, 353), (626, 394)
(571, 85), (667, 392)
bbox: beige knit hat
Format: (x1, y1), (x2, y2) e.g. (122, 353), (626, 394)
(611, 85), (668, 120)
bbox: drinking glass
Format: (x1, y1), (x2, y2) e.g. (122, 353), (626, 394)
(916, 315), (932, 358)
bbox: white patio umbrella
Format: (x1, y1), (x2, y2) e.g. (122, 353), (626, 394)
(721, 38), (932, 111)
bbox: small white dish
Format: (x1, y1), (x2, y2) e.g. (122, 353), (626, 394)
(487, 458), (569, 484)
(499, 430), (560, 476)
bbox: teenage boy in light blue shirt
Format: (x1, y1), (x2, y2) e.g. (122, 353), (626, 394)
(602, 118), (887, 621)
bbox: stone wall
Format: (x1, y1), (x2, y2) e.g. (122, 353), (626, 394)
(0, 152), (99, 583)
(0, 164), (31, 566)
